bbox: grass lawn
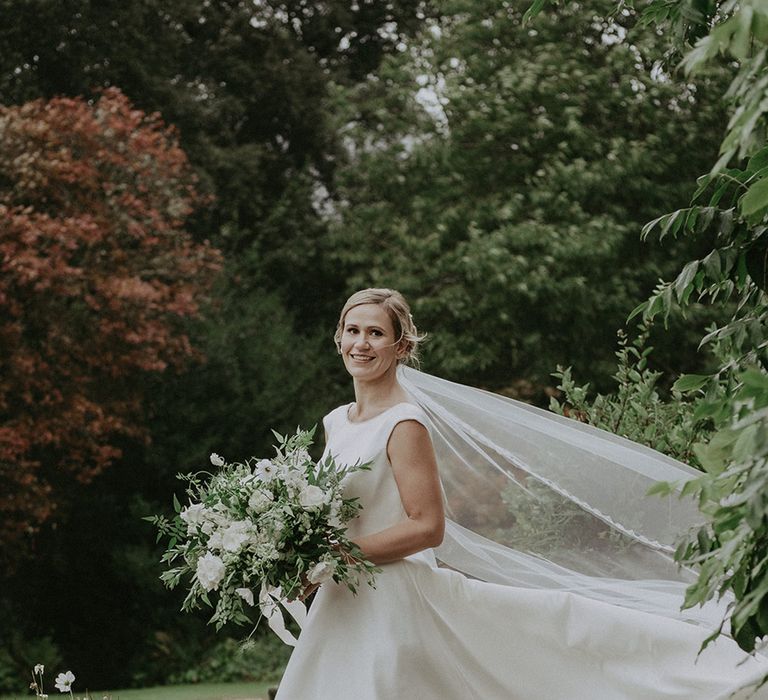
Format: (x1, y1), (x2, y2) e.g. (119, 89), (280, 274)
(0, 680), (276, 700)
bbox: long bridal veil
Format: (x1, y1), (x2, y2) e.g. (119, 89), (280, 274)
(398, 366), (734, 631)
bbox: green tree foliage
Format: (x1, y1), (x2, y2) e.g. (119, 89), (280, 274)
(532, 0), (768, 653)
(550, 327), (711, 463)
(324, 0), (731, 387)
(0, 2), (433, 690)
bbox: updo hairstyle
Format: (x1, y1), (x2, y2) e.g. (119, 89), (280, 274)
(333, 288), (425, 366)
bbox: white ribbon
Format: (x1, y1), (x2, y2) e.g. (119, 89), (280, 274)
(258, 584), (307, 646)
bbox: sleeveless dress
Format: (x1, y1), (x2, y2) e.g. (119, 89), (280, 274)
(274, 402), (768, 700)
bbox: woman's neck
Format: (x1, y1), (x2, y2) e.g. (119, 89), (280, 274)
(351, 368), (408, 418)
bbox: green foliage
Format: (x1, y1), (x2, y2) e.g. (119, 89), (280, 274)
(550, 327), (713, 463)
(527, 0), (768, 653)
(671, 369), (768, 653)
(165, 636), (290, 686)
(326, 0), (731, 386)
(500, 479), (624, 557)
(635, 145), (768, 344)
(0, 635), (62, 694)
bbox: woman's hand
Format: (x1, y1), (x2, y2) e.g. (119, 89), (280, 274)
(288, 573), (320, 602)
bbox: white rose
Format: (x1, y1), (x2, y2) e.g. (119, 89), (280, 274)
(299, 484), (325, 510)
(284, 469), (309, 490)
(221, 520), (252, 552)
(207, 529), (225, 550)
(235, 587), (254, 606)
(196, 552), (226, 591)
(210, 453), (226, 467)
(307, 560), (336, 585)
(248, 489), (274, 512)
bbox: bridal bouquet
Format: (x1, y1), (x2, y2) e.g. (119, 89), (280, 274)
(147, 427), (378, 644)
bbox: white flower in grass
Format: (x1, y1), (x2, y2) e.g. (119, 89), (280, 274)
(34, 663), (44, 675)
(235, 587), (255, 606)
(210, 453), (225, 467)
(196, 551), (226, 591)
(54, 670), (75, 692)
(307, 559), (336, 584)
(298, 484), (325, 510)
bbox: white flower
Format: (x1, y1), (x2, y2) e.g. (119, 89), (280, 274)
(221, 520), (252, 552)
(254, 459), (277, 483)
(291, 448), (312, 467)
(34, 663), (44, 675)
(248, 489), (274, 512)
(235, 587), (254, 606)
(196, 552), (226, 591)
(207, 529), (225, 550)
(54, 670), (75, 693)
(180, 503), (207, 532)
(307, 560), (336, 584)
(298, 484), (325, 510)
(282, 468), (308, 490)
(328, 498), (344, 528)
(210, 453), (225, 467)
(252, 539), (280, 561)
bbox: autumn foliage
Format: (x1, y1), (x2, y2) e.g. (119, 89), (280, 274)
(0, 88), (222, 564)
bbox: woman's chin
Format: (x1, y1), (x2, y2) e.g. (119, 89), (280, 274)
(344, 360), (394, 380)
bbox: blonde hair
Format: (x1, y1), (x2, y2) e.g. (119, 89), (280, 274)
(334, 288), (425, 366)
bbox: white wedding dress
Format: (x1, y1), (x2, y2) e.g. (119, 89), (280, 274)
(275, 402), (768, 700)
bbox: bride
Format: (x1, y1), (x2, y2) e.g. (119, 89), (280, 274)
(275, 287), (768, 699)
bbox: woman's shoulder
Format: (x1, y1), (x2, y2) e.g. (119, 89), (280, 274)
(379, 402), (431, 441)
(322, 403), (351, 435)
(322, 401), (429, 437)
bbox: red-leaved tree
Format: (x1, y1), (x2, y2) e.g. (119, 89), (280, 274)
(0, 88), (222, 565)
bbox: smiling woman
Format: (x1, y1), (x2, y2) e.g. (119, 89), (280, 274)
(271, 286), (768, 700)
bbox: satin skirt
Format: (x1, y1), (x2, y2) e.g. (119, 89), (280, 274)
(275, 553), (768, 700)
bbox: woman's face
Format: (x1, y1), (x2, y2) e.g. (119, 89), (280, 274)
(339, 303), (402, 381)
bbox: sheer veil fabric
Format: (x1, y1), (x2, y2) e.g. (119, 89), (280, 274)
(397, 366), (744, 631)
(275, 374), (768, 699)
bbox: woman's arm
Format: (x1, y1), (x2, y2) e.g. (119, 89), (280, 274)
(351, 420), (445, 565)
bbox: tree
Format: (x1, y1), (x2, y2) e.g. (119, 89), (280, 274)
(527, 0), (768, 653)
(0, 88), (222, 566)
(323, 0), (731, 389)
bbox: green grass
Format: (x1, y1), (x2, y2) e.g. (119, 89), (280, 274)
(0, 680), (276, 700)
